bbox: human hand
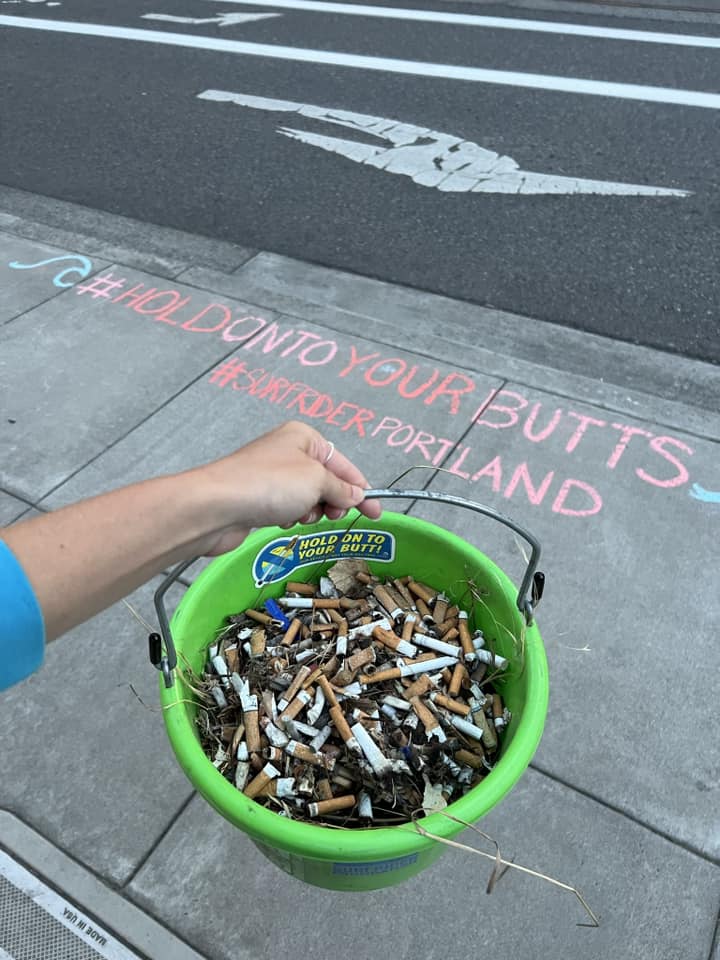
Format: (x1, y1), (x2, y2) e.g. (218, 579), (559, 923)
(190, 421), (382, 556)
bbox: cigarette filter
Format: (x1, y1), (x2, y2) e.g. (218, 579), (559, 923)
(308, 795), (356, 818)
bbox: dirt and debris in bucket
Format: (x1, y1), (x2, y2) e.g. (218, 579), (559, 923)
(191, 561), (515, 827)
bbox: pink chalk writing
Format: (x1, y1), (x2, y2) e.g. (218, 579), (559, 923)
(73, 275), (697, 519)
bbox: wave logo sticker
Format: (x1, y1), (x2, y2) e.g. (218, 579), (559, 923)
(253, 529), (395, 586)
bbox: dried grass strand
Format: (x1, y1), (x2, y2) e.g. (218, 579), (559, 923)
(412, 813), (599, 928)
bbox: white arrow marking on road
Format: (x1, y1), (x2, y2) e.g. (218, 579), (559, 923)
(142, 12), (279, 27)
(198, 90), (691, 196)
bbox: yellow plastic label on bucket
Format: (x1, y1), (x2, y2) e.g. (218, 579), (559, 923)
(253, 529), (395, 586)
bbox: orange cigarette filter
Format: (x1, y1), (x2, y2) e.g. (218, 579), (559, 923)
(283, 665), (312, 704)
(359, 666), (402, 685)
(329, 705), (355, 744)
(448, 662), (468, 698)
(372, 625), (405, 652)
(244, 710), (261, 754)
(455, 748), (484, 769)
(458, 614), (474, 657)
(250, 627), (266, 657)
(279, 691), (312, 725)
(441, 627), (460, 644)
(410, 696), (438, 733)
(244, 764), (279, 799)
(246, 609), (273, 626)
(314, 598), (342, 610)
(316, 778), (334, 800)
(402, 673), (433, 700)
(433, 595), (448, 625)
(415, 598), (432, 620)
(346, 646), (375, 672)
(373, 585), (401, 616)
(433, 693), (471, 717)
(225, 647), (239, 673)
(287, 582), (316, 596)
(407, 580), (436, 605)
(317, 673), (339, 707)
(302, 667), (324, 689)
(401, 615), (417, 641)
(308, 794), (356, 817)
(281, 618), (303, 647)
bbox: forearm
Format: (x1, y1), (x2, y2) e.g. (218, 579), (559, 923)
(2, 472), (224, 640)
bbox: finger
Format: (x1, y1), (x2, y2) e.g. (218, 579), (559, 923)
(323, 505), (347, 521)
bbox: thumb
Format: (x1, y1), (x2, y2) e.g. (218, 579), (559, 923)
(321, 472), (366, 511)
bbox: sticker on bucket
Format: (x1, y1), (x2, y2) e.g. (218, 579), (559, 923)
(332, 853), (419, 876)
(253, 529), (395, 586)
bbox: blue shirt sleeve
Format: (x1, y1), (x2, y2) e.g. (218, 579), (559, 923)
(0, 539), (45, 691)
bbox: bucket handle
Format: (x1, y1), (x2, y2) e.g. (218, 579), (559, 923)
(150, 490), (543, 688)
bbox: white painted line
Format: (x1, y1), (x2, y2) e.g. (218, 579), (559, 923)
(210, 0), (720, 49)
(142, 12), (279, 26)
(2, 16), (719, 109)
(199, 89), (690, 195)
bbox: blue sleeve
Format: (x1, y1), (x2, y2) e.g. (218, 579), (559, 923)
(0, 539), (45, 691)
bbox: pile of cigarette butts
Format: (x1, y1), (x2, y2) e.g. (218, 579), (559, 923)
(195, 560), (512, 826)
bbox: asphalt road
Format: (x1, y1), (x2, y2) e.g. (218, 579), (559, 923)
(1, 0), (718, 362)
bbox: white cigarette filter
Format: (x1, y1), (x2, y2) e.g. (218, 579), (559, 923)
(474, 649), (509, 669)
(350, 722), (392, 777)
(399, 656), (457, 678)
(358, 791), (374, 820)
(264, 722), (290, 748)
(279, 597), (314, 608)
(211, 687), (227, 709)
(412, 634), (461, 658)
(448, 715), (485, 741)
(211, 655), (231, 686)
(348, 618), (391, 640)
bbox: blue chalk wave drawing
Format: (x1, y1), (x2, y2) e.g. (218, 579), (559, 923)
(690, 483), (720, 504)
(8, 254), (93, 288)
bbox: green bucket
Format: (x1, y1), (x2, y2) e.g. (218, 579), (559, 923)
(154, 491), (549, 892)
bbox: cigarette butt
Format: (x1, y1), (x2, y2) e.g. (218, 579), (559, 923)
(314, 598), (342, 610)
(455, 748), (485, 769)
(321, 655), (340, 678)
(246, 609), (273, 626)
(492, 693), (504, 722)
(281, 618), (303, 647)
(230, 723), (245, 755)
(225, 646), (239, 673)
(263, 745), (283, 762)
(302, 667), (324, 690)
(346, 646), (375, 673)
(440, 626), (460, 643)
(402, 673), (433, 700)
(280, 665), (312, 707)
(410, 696), (439, 733)
(244, 709), (262, 754)
(308, 795), (356, 818)
(355, 572), (374, 584)
(287, 582), (317, 596)
(372, 626), (416, 658)
(393, 578), (415, 606)
(257, 777), (297, 798)
(415, 597), (432, 620)
(279, 690), (312, 726)
(373, 585), (403, 621)
(316, 778), (334, 800)
(329, 705), (356, 747)
(244, 762), (280, 799)
(401, 614), (417, 641)
(250, 627), (266, 657)
(317, 673), (339, 708)
(458, 611), (475, 660)
(285, 740), (335, 769)
(448, 663), (468, 698)
(220, 724), (236, 742)
(433, 594), (448, 625)
(441, 668), (453, 686)
(432, 692), (471, 716)
(359, 667), (402, 685)
(407, 581), (436, 605)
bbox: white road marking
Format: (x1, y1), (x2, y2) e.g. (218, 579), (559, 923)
(2, 16), (719, 109)
(211, 0), (720, 49)
(142, 12), (279, 26)
(198, 90), (690, 196)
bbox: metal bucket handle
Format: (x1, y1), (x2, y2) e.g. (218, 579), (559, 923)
(150, 489), (544, 688)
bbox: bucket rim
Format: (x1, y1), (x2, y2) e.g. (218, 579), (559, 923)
(159, 510), (549, 861)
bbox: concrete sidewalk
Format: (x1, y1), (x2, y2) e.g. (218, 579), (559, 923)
(0, 185), (718, 960)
